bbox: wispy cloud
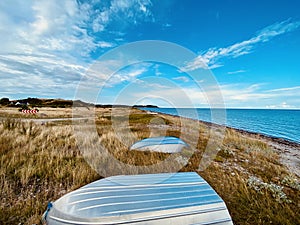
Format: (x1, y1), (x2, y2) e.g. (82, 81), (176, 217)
(266, 102), (295, 109)
(134, 79), (171, 89)
(153, 64), (163, 76)
(173, 76), (190, 83)
(0, 0), (154, 99)
(89, 0), (153, 33)
(265, 86), (300, 92)
(0, 0), (153, 56)
(219, 84), (300, 108)
(125, 83), (300, 108)
(0, 53), (87, 98)
(182, 19), (300, 71)
(227, 70), (247, 75)
(108, 63), (151, 85)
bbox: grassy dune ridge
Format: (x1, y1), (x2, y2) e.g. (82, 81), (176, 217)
(0, 107), (299, 224)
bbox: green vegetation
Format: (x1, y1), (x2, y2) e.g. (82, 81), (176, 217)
(0, 108), (299, 224)
(0, 97), (10, 106)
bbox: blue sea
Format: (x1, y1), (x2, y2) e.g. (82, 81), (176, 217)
(141, 108), (300, 144)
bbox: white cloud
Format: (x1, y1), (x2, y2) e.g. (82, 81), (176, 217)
(0, 53), (87, 98)
(134, 79), (171, 89)
(227, 70), (246, 75)
(266, 86), (300, 92)
(89, 0), (153, 32)
(266, 102), (295, 109)
(153, 64), (163, 76)
(98, 41), (115, 48)
(182, 19), (300, 71)
(173, 76), (190, 83)
(0, 0), (97, 56)
(218, 84), (300, 108)
(97, 77), (300, 108)
(0, 0), (154, 99)
(114, 67), (148, 82)
(98, 63), (152, 87)
(163, 23), (172, 28)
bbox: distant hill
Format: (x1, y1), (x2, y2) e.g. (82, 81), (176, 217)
(132, 105), (159, 108)
(0, 97), (158, 108)
(9, 98), (76, 108)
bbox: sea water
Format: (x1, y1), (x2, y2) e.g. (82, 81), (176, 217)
(141, 108), (300, 144)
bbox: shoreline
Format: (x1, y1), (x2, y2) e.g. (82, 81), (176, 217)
(142, 109), (300, 177)
(1, 106), (299, 177)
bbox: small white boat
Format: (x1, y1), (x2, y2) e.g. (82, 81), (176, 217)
(44, 172), (233, 224)
(130, 136), (189, 153)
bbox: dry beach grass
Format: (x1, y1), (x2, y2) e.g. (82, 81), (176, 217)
(0, 107), (299, 224)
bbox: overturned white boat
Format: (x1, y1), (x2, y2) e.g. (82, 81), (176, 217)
(130, 136), (189, 153)
(44, 172), (233, 224)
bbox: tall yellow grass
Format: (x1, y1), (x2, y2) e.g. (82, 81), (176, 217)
(0, 109), (299, 224)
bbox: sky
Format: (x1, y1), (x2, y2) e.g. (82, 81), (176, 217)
(0, 0), (300, 108)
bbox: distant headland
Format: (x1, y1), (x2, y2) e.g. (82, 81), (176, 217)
(0, 97), (159, 109)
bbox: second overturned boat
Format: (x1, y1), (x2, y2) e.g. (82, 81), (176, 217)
(130, 136), (189, 153)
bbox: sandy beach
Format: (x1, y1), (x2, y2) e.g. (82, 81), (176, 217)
(143, 109), (300, 177)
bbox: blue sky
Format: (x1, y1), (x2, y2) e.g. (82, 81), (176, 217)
(0, 0), (300, 108)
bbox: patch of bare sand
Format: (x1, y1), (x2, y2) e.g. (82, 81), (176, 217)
(223, 127), (300, 177)
(265, 138), (300, 177)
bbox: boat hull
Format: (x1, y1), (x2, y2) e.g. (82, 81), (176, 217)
(45, 172), (233, 225)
